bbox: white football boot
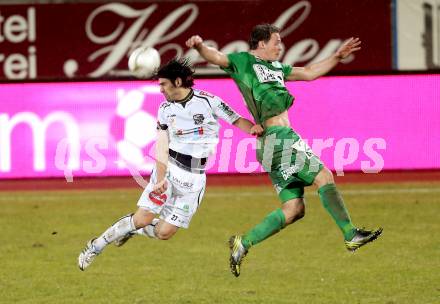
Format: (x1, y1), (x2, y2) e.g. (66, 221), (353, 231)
(78, 239), (100, 271)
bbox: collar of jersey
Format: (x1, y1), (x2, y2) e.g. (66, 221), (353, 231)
(250, 52), (273, 63)
(171, 89), (194, 108)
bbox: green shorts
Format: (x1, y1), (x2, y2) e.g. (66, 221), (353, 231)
(256, 126), (323, 203)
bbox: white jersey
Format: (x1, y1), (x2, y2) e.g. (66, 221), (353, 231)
(157, 89), (240, 158)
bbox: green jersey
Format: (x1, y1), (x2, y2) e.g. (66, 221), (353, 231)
(222, 52), (294, 124)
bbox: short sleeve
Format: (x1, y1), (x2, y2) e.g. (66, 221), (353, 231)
(221, 52), (248, 75)
(211, 96), (241, 124)
(281, 63), (293, 78)
(156, 103), (169, 130)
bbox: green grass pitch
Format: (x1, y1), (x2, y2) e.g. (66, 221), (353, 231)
(1, 182), (439, 303)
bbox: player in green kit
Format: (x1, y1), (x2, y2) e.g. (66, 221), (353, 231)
(186, 24), (382, 277)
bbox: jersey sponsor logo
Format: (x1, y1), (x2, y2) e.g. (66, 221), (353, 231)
(193, 114), (205, 125)
(171, 175), (194, 189)
(253, 64), (284, 86)
(160, 103), (171, 110)
(218, 101), (235, 117)
(183, 204), (190, 213)
(199, 91), (214, 98)
(149, 191), (167, 206)
(280, 164), (301, 181)
(291, 139), (314, 159)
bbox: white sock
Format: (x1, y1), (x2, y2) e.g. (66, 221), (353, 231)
(93, 214), (135, 252)
(135, 218), (160, 239)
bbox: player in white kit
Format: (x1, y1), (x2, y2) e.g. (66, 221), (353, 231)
(78, 58), (262, 271)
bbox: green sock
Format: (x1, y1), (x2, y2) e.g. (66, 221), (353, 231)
(241, 208), (286, 249)
(318, 183), (356, 240)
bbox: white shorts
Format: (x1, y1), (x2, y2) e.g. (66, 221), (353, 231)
(137, 162), (206, 228)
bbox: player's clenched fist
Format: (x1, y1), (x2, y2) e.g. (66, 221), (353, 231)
(186, 35), (204, 48)
(250, 124), (264, 136)
(153, 179), (168, 194)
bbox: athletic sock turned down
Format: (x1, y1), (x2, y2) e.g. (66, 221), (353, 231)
(241, 208), (286, 250)
(318, 183), (356, 240)
(93, 214), (135, 252)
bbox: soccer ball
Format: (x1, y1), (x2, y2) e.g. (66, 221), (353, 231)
(128, 46), (161, 78)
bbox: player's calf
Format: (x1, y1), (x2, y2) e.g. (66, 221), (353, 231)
(282, 198), (305, 225)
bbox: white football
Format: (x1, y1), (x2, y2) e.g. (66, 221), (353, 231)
(128, 46), (161, 78)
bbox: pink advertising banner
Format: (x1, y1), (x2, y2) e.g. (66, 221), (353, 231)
(0, 75), (439, 179)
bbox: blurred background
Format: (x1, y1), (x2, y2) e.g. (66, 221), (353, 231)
(0, 1), (439, 304)
(0, 0), (439, 184)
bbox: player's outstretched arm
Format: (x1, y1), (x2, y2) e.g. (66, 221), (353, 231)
(153, 129), (169, 194)
(288, 37), (361, 81)
(186, 35), (229, 68)
(233, 118), (263, 136)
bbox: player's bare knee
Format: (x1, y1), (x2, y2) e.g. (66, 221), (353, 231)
(133, 216), (147, 228)
(282, 199), (305, 225)
(155, 222), (178, 240)
(295, 204), (305, 220)
(290, 203), (305, 223)
(156, 229), (176, 240)
(156, 232), (171, 240)
(314, 167), (335, 187)
(132, 209), (154, 228)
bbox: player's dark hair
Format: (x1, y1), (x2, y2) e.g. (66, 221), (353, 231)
(156, 58), (194, 88)
(248, 23), (280, 50)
